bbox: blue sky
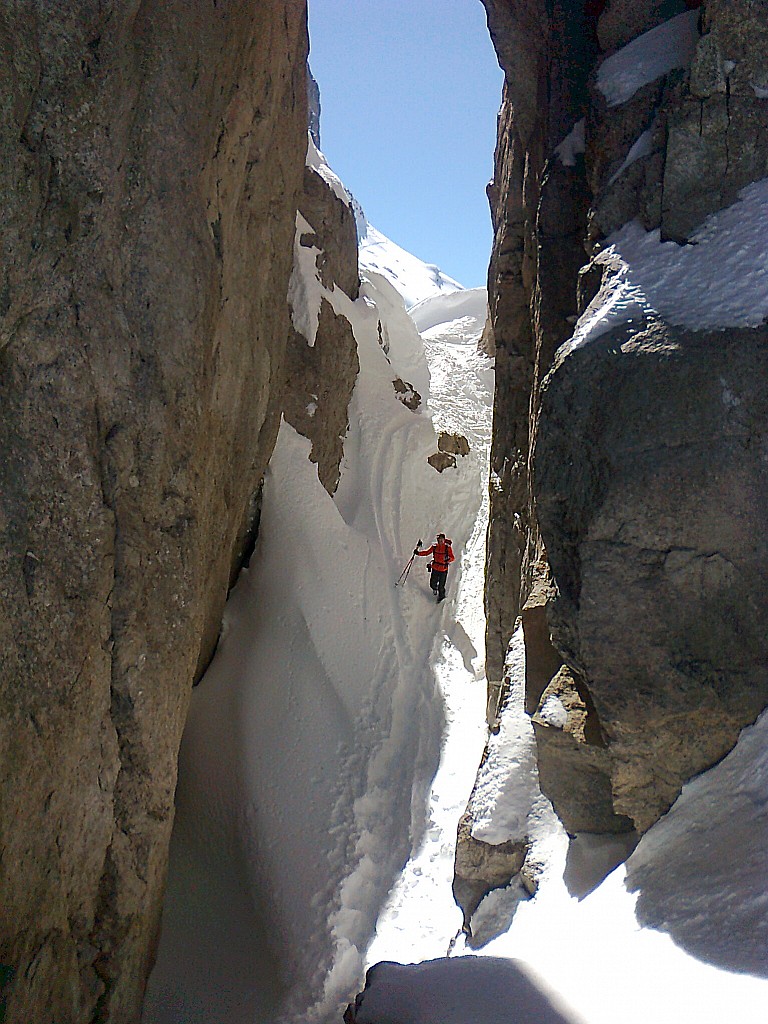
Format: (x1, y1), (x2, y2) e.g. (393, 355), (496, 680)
(307, 1), (504, 288)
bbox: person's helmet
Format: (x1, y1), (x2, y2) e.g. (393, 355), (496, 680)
(437, 532), (445, 540)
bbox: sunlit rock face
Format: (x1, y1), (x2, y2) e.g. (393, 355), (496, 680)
(480, 0), (768, 836)
(0, 1), (307, 1020)
(283, 164), (360, 494)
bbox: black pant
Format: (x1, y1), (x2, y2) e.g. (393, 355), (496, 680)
(430, 569), (447, 600)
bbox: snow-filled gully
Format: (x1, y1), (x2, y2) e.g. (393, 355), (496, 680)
(146, 206), (768, 1022)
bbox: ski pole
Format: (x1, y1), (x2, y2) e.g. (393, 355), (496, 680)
(395, 539), (422, 587)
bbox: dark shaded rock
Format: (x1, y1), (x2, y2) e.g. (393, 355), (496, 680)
(534, 320), (768, 832)
(428, 451), (457, 472)
(597, 0), (693, 53)
(301, 166), (359, 302)
(662, 0), (768, 240)
(533, 666), (634, 835)
(0, 2), (308, 1020)
(437, 431), (470, 456)
(534, 724), (634, 835)
(307, 65), (321, 150)
(477, 0), (768, 850)
(481, 0), (597, 683)
(521, 566), (563, 714)
(345, 957), (578, 1024)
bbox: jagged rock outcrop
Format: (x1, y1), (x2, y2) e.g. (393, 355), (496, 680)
(283, 164), (360, 494)
(0, 2), (308, 1020)
(480, 0), (768, 841)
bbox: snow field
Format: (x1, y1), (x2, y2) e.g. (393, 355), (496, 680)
(365, 287), (495, 967)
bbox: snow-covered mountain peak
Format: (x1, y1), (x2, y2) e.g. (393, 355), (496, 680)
(358, 222), (465, 311)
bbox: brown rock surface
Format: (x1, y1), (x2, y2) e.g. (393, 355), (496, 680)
(597, 0), (695, 53)
(533, 668), (634, 835)
(299, 165), (359, 301)
(0, 2), (307, 1020)
(283, 163), (360, 495)
(481, 0), (595, 683)
(452, 812), (527, 926)
(437, 431), (470, 457)
(534, 319), (768, 831)
(283, 300), (359, 495)
(428, 451), (457, 473)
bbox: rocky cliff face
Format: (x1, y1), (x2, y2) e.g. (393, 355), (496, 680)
(0, 2), (308, 1020)
(481, 0), (768, 838)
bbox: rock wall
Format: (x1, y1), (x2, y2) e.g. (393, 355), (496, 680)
(481, 0), (768, 837)
(0, 2), (308, 1021)
(482, 0), (594, 683)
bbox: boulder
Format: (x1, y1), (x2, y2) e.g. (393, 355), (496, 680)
(534, 319), (768, 832)
(437, 431), (470, 456)
(428, 451), (457, 472)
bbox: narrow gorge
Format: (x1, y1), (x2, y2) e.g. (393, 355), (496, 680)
(0, 2), (766, 1023)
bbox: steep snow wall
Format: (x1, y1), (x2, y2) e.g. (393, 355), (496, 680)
(480, 0), (768, 839)
(0, 3), (308, 1020)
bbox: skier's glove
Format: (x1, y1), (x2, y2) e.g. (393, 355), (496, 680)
(413, 548), (420, 555)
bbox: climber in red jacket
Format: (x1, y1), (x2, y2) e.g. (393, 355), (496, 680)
(414, 533), (455, 603)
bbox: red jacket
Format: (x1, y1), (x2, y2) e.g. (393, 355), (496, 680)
(417, 540), (454, 572)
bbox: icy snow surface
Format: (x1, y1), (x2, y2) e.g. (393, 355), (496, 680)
(606, 125), (655, 187)
(569, 178), (768, 351)
(596, 10), (699, 108)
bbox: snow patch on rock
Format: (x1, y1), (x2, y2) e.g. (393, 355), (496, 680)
(597, 10), (699, 108)
(569, 177), (768, 351)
